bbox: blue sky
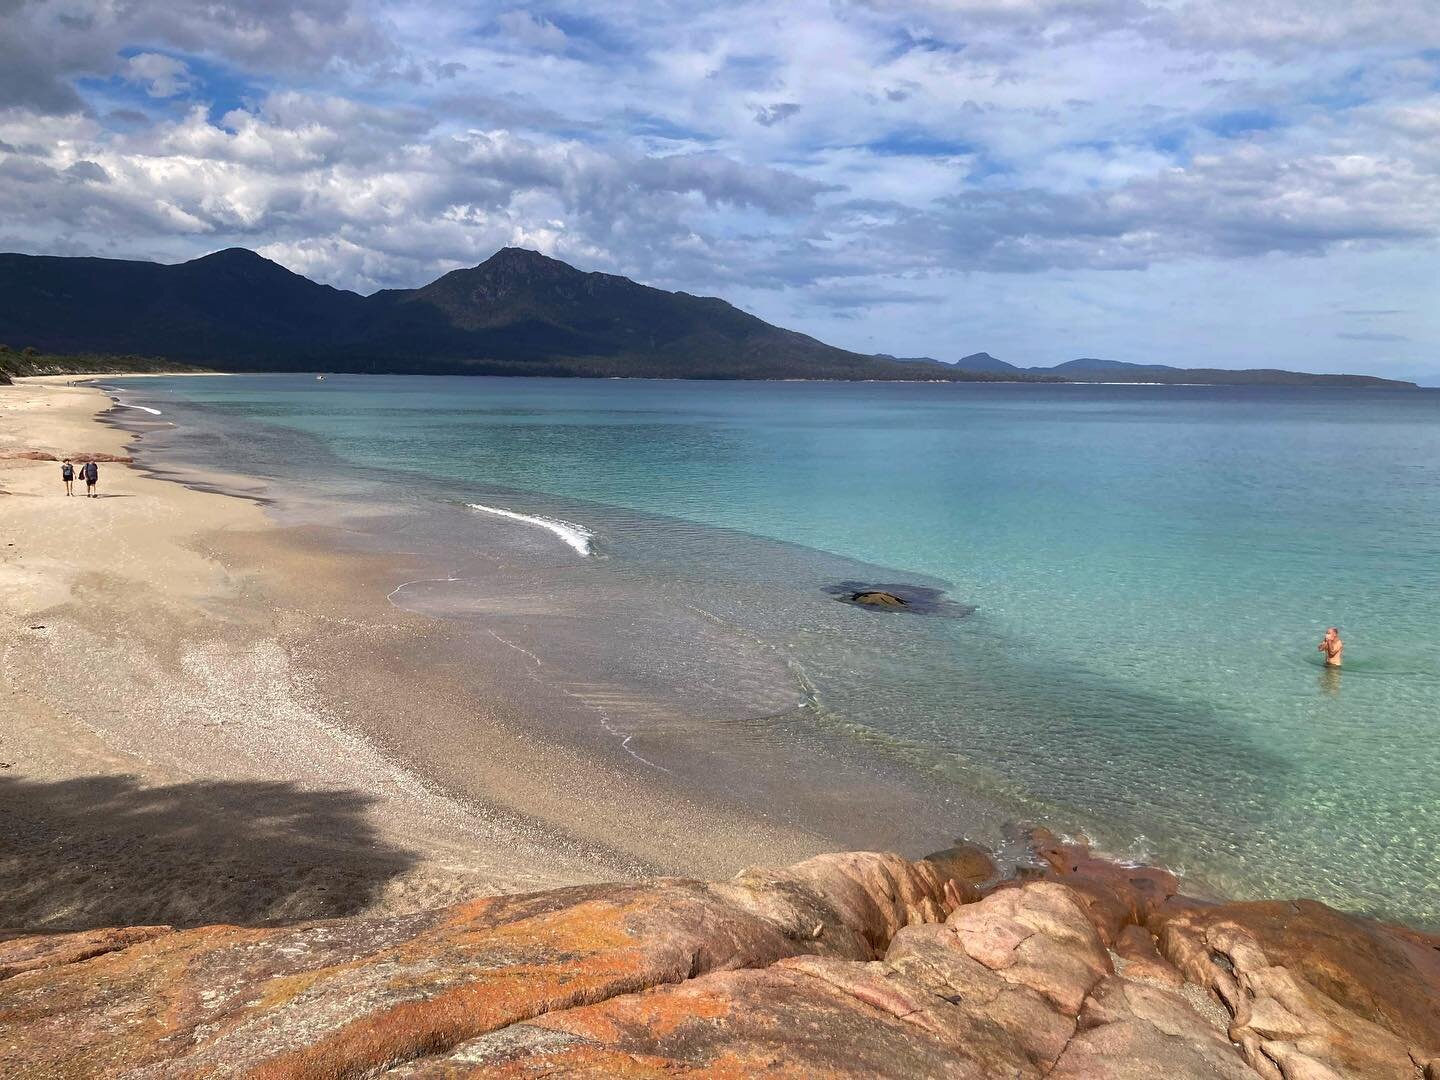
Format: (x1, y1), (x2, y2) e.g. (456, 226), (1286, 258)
(1, 1), (1438, 377)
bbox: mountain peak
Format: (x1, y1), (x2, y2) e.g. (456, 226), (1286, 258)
(477, 247), (577, 273)
(188, 247), (273, 266)
(954, 351), (1018, 373)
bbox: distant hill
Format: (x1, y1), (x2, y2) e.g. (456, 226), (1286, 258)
(1049, 358), (1133, 372)
(0, 248), (1034, 382)
(890, 351), (1024, 375)
(939, 354), (1413, 388)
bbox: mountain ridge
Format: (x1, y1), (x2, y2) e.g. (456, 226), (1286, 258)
(0, 247), (1416, 386)
(926, 351), (1413, 388)
(0, 247), (1040, 381)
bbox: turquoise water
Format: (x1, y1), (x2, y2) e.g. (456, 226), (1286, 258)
(121, 375), (1440, 923)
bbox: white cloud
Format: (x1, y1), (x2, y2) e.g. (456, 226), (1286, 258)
(123, 53), (195, 99)
(0, 0), (398, 114)
(0, 0), (1437, 371)
(0, 91), (838, 293)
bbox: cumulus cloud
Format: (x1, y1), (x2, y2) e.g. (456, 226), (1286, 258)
(123, 53), (195, 98)
(0, 90), (836, 291)
(0, 0), (397, 114)
(876, 143), (1440, 272)
(0, 0), (1437, 370)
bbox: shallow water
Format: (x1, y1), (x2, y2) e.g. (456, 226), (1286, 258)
(117, 375), (1440, 925)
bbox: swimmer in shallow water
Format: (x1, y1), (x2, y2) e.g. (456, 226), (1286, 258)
(1318, 626), (1343, 667)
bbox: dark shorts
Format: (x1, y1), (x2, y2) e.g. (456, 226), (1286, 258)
(86, 478), (96, 486)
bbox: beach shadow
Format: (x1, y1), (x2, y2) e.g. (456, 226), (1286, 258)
(0, 774), (417, 933)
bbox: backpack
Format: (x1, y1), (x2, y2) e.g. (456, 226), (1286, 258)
(83, 461), (98, 482)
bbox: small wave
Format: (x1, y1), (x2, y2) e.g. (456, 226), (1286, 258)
(112, 400), (163, 416)
(467, 502), (594, 556)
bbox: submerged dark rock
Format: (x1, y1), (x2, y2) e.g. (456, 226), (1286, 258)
(825, 581), (975, 617)
(852, 590), (908, 607)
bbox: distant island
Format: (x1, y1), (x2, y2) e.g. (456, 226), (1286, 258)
(0, 248), (1416, 387)
(890, 351), (1414, 388)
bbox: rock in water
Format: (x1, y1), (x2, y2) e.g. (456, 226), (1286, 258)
(824, 580), (974, 616)
(851, 590), (909, 607)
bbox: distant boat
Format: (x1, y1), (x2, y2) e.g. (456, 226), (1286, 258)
(315, 374), (325, 381)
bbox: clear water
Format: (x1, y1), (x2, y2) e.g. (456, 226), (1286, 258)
(118, 375), (1440, 924)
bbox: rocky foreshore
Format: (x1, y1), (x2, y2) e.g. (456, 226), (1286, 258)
(3, 832), (1436, 1079)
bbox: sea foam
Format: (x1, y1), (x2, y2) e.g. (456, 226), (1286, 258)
(467, 502), (594, 556)
(112, 400), (163, 416)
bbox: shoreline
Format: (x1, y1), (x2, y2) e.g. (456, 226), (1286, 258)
(2, 379), (922, 932)
(0, 380), (632, 929)
(83, 375), (1046, 881)
(4, 377), (1435, 936)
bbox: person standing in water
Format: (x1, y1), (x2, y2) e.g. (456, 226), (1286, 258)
(81, 459), (99, 498)
(61, 459), (75, 496)
(1318, 626), (1343, 667)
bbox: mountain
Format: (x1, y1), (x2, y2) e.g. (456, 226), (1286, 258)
(0, 249), (366, 362)
(954, 351), (1019, 373)
(0, 248), (1415, 386)
(354, 248), (937, 379)
(0, 248), (1027, 382)
(887, 351), (1019, 373)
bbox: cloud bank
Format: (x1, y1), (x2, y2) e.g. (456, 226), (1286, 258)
(1, 0), (1437, 371)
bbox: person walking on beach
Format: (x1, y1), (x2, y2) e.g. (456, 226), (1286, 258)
(1318, 626), (1343, 667)
(61, 458), (75, 496)
(81, 459), (99, 498)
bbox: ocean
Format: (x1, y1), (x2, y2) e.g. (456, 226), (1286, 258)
(111, 374), (1440, 925)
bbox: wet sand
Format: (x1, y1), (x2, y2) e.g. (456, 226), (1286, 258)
(1, 380), (607, 930)
(1, 379), (909, 933)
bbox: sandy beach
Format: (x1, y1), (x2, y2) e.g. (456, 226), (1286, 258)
(0, 379), (849, 934)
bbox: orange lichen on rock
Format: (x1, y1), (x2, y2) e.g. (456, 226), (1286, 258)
(1, 847), (1434, 1079)
(0, 925), (171, 980)
(414, 878), (1238, 1078)
(0, 854), (946, 1077)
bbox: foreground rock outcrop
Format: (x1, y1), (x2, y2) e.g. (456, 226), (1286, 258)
(2, 844), (1435, 1078)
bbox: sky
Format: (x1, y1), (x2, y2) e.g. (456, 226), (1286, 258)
(1, 1), (1438, 377)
